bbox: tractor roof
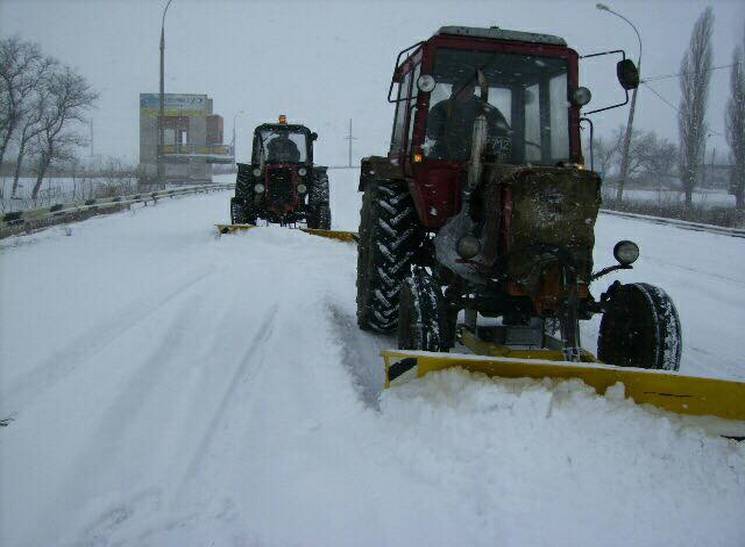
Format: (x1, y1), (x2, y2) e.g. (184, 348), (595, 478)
(436, 26), (567, 47)
(254, 123), (312, 134)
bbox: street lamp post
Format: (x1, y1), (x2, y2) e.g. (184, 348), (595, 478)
(232, 110), (245, 162)
(597, 3), (642, 202)
(158, 0), (174, 187)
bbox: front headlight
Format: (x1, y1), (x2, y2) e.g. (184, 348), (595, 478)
(571, 86), (592, 107)
(417, 74), (436, 93)
(613, 240), (639, 265)
(456, 235), (481, 259)
(298, 167), (307, 176)
(252, 167), (262, 177)
(254, 183), (265, 194)
(297, 184), (307, 194)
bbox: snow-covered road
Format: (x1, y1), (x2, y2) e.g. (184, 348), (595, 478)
(1, 171), (744, 546)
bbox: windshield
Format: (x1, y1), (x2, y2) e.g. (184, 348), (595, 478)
(256, 129), (308, 163)
(424, 48), (570, 164)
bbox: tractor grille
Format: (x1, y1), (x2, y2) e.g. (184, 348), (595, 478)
(267, 168), (294, 207)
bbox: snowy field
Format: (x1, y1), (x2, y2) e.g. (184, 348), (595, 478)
(1, 170), (744, 546)
(602, 185), (736, 209)
(0, 176), (138, 212)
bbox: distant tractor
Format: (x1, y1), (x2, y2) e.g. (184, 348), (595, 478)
(231, 116), (331, 229)
(356, 26), (682, 372)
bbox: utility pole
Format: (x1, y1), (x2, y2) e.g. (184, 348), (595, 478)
(158, 0), (174, 186)
(597, 4), (642, 202)
(344, 118), (357, 167)
(89, 119), (94, 158)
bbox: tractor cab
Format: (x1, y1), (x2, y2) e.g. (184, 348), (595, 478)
(382, 26), (637, 227)
(251, 120), (317, 169)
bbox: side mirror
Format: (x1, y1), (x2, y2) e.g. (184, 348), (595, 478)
(617, 59), (639, 90)
(310, 132), (318, 141)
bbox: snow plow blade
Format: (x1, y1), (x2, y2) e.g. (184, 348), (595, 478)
(300, 228), (359, 243)
(215, 224), (357, 242)
(216, 223), (257, 234)
(382, 349), (745, 438)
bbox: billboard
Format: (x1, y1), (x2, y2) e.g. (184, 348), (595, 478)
(140, 93), (209, 116)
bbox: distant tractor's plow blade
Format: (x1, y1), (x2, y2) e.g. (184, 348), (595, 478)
(216, 223), (257, 234)
(382, 349), (745, 439)
(215, 224), (358, 242)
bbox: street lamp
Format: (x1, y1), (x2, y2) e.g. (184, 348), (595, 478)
(597, 3), (642, 202)
(232, 110), (245, 162)
(158, 0), (174, 187)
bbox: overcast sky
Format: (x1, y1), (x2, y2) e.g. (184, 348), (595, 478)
(1, 0), (743, 166)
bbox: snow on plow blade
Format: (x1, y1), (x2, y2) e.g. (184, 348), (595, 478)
(215, 224), (358, 242)
(382, 349), (745, 438)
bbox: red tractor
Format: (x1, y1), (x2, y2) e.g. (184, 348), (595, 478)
(356, 26), (682, 371)
(231, 117), (331, 229)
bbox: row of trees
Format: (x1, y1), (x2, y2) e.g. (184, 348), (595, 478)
(0, 37), (98, 201)
(592, 127), (677, 187)
(599, 10), (744, 210)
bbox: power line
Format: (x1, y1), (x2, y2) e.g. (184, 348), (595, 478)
(642, 62), (740, 83)
(641, 82), (680, 113)
(640, 81), (725, 137)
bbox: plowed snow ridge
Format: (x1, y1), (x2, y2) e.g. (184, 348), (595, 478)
(1, 171), (744, 546)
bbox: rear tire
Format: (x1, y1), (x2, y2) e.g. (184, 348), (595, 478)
(317, 205), (331, 230)
(231, 197), (256, 225)
(308, 172), (331, 229)
(356, 179), (423, 332)
(598, 282), (682, 370)
(397, 268), (447, 352)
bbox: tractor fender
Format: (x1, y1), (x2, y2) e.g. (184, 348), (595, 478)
(359, 156), (405, 192)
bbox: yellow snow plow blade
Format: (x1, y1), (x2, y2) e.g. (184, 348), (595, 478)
(301, 228), (359, 243)
(216, 223), (257, 234)
(215, 224), (357, 242)
(382, 349), (745, 433)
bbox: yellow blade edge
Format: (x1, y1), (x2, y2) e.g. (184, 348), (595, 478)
(300, 228), (359, 243)
(382, 349), (745, 425)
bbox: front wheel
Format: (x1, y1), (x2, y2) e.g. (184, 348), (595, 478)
(356, 179), (423, 332)
(598, 282), (682, 370)
(397, 268), (448, 352)
(230, 197), (244, 224)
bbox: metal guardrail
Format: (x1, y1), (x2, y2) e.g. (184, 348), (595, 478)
(1, 183), (235, 239)
(600, 208), (745, 239)
(4, 182), (740, 241)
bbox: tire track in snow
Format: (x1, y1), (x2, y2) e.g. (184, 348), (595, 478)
(73, 291), (210, 470)
(173, 303), (279, 500)
(1, 269), (215, 413)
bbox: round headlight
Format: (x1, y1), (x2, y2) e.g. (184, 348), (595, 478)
(417, 74), (436, 93)
(254, 183), (265, 194)
(252, 167), (262, 177)
(571, 86), (592, 107)
(297, 184), (307, 194)
(613, 240), (639, 265)
(298, 167), (307, 176)
(456, 235), (481, 259)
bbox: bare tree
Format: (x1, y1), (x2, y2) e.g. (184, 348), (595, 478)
(678, 7), (714, 207)
(638, 133), (678, 186)
(726, 24), (745, 210)
(0, 37), (55, 167)
(11, 81), (51, 197)
(30, 66), (98, 200)
(593, 129), (625, 179)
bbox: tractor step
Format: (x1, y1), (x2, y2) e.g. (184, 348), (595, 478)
(215, 224), (358, 242)
(381, 348), (745, 438)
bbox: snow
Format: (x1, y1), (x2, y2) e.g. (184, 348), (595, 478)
(1, 170), (744, 546)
